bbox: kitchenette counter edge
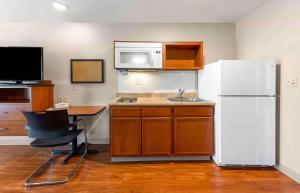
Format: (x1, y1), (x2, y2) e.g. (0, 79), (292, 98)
(109, 97), (215, 106)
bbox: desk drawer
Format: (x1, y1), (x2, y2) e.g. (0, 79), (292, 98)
(142, 107), (172, 117)
(0, 120), (28, 136)
(0, 104), (31, 120)
(110, 107), (141, 117)
(174, 106), (213, 117)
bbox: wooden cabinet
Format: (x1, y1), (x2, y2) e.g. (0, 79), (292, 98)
(142, 107), (172, 117)
(174, 106), (214, 156)
(110, 117), (141, 157)
(142, 117), (172, 156)
(111, 107), (141, 117)
(110, 107), (142, 157)
(31, 86), (54, 111)
(174, 117), (213, 156)
(0, 85), (54, 136)
(162, 42), (203, 70)
(0, 120), (28, 136)
(0, 104), (31, 120)
(110, 105), (214, 158)
(141, 107), (172, 156)
(174, 106), (213, 117)
(113, 41), (204, 70)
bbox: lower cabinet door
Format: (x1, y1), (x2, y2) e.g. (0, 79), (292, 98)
(110, 117), (141, 157)
(174, 117), (213, 156)
(142, 117), (172, 156)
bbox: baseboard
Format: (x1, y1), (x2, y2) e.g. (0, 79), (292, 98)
(0, 136), (109, 145)
(86, 137), (109, 145)
(111, 156), (211, 162)
(275, 164), (300, 183)
(0, 136), (33, 145)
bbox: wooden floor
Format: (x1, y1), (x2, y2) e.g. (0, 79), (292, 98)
(0, 145), (299, 193)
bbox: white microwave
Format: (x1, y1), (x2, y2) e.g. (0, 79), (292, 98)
(114, 42), (162, 69)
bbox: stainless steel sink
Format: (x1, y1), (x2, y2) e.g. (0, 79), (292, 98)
(116, 97), (137, 103)
(167, 96), (207, 102)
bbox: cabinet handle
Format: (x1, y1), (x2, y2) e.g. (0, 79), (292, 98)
(0, 128), (8, 131)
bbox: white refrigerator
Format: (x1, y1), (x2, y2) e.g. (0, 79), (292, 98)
(198, 60), (277, 166)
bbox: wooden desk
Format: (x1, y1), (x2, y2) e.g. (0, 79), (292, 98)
(67, 106), (105, 116)
(53, 106), (106, 163)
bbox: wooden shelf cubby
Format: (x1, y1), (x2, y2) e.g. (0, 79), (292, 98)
(0, 84), (54, 136)
(162, 42), (203, 70)
(0, 87), (31, 103)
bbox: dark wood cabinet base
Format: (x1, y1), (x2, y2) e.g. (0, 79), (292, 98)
(110, 106), (214, 159)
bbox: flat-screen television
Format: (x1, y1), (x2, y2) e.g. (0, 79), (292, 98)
(0, 47), (43, 81)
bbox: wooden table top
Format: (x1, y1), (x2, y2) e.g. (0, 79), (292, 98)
(67, 106), (106, 116)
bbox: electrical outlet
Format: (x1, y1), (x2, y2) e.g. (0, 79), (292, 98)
(63, 96), (69, 103)
(287, 78), (297, 87)
(135, 78), (142, 85)
(71, 84), (77, 91)
(57, 96), (63, 103)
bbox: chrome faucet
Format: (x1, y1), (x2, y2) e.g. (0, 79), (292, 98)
(177, 89), (185, 97)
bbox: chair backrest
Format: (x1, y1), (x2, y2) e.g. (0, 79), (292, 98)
(23, 109), (70, 139)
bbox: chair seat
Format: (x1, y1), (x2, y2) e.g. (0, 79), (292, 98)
(31, 130), (83, 147)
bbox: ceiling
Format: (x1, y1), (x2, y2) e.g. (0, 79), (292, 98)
(0, 0), (270, 22)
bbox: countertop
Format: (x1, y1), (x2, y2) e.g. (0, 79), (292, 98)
(109, 96), (215, 106)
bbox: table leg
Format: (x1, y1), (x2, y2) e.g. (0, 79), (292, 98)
(71, 116), (78, 152)
(61, 151), (75, 165)
(52, 150), (70, 155)
(55, 115), (98, 164)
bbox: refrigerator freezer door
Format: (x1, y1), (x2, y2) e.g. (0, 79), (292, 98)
(219, 96), (276, 166)
(219, 60), (276, 96)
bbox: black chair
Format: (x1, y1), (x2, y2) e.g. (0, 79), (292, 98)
(22, 109), (88, 187)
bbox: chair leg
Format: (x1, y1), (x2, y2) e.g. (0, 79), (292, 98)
(25, 131), (88, 187)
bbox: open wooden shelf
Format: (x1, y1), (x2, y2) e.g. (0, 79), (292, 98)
(162, 42), (203, 70)
(0, 99), (31, 103)
(0, 88), (30, 103)
(0, 84), (54, 136)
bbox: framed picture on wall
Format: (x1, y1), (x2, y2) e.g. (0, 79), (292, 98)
(71, 59), (104, 83)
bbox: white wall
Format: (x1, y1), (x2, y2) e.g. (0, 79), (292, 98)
(236, 0), (300, 182)
(0, 23), (236, 144)
(117, 71), (197, 93)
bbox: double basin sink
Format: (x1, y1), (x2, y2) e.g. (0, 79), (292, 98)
(116, 96), (207, 103)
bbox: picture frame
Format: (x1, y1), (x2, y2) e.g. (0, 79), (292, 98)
(71, 59), (104, 83)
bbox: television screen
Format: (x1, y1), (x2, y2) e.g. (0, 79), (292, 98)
(0, 47), (43, 81)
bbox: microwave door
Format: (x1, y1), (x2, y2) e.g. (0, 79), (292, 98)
(116, 48), (153, 69)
